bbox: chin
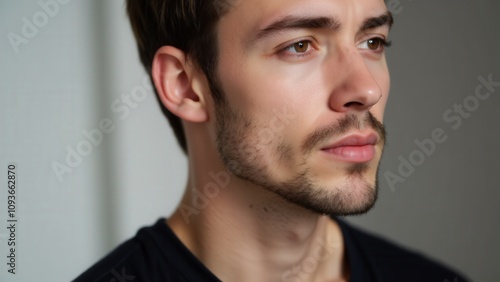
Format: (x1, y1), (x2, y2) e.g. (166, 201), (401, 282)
(262, 166), (380, 216)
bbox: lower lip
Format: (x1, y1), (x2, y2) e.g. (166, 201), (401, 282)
(321, 145), (376, 163)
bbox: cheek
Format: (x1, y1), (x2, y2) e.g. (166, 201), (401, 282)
(218, 68), (308, 164)
(219, 57), (305, 122)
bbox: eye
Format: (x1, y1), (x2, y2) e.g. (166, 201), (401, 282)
(290, 41), (310, 53)
(278, 40), (314, 57)
(359, 37), (391, 52)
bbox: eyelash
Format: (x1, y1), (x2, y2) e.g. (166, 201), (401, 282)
(276, 37), (392, 59)
(277, 39), (315, 58)
(360, 37), (392, 53)
(382, 39), (392, 47)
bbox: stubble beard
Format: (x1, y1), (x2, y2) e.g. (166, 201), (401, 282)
(213, 84), (386, 216)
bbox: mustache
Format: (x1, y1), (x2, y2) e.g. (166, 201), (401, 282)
(302, 113), (386, 155)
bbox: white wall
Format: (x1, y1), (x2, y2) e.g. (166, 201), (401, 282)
(1, 1), (103, 281)
(0, 0), (498, 281)
(0, 1), (185, 281)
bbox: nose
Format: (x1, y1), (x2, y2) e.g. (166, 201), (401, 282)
(328, 50), (383, 112)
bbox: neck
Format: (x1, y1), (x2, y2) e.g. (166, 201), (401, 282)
(168, 157), (349, 282)
(167, 124), (349, 281)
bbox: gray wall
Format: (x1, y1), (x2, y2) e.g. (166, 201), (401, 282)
(348, 1), (500, 281)
(0, 0), (498, 281)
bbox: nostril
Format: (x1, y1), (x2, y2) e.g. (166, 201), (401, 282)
(344, 101), (363, 108)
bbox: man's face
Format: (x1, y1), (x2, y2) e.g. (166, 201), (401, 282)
(212, 0), (391, 215)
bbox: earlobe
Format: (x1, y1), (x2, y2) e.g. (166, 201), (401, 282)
(152, 46), (208, 123)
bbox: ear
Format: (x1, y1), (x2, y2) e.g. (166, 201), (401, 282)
(152, 46), (208, 123)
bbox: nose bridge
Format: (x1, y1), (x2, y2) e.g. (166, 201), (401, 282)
(328, 44), (382, 112)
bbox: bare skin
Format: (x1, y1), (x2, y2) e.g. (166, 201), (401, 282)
(153, 0), (391, 281)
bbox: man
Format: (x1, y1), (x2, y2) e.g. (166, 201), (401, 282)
(75, 0), (469, 281)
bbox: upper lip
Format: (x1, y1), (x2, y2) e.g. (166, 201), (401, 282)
(321, 132), (378, 150)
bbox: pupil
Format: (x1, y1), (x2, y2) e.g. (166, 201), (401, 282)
(368, 39), (380, 50)
(294, 42), (307, 52)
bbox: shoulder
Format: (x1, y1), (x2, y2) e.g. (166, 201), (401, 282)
(335, 218), (470, 282)
(73, 237), (148, 282)
(72, 219), (194, 282)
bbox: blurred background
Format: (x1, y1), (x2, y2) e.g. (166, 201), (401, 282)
(0, 0), (499, 281)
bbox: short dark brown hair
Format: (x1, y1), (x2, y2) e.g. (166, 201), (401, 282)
(126, 0), (231, 154)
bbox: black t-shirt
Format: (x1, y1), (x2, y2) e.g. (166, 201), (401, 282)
(74, 217), (469, 282)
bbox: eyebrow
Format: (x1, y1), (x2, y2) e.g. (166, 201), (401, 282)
(250, 16), (341, 44)
(248, 10), (394, 46)
(361, 11), (394, 32)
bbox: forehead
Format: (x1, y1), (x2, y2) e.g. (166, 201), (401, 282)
(219, 0), (389, 33)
